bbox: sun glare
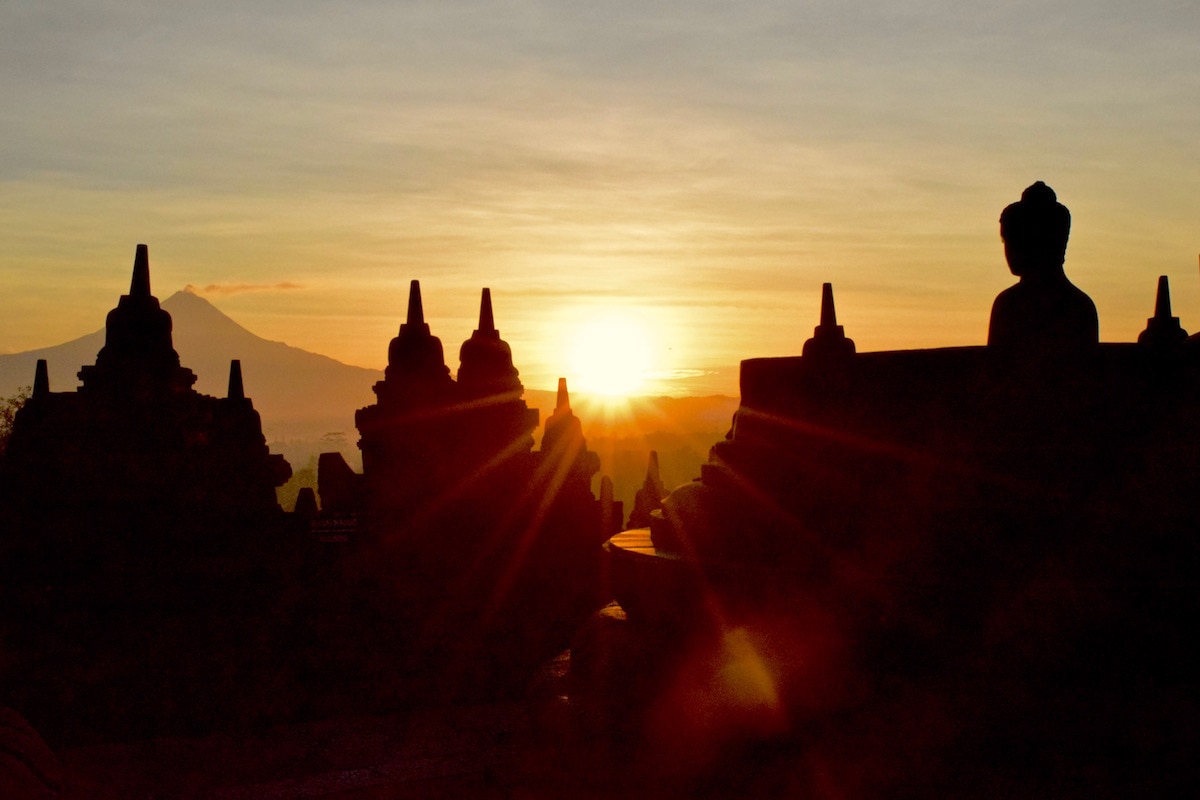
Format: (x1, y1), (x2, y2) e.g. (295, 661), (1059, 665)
(565, 311), (656, 398)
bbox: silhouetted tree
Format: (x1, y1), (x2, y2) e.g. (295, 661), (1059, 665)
(276, 454), (318, 512)
(0, 386), (30, 455)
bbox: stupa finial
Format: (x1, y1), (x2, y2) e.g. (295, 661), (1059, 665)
(820, 282), (838, 328)
(626, 449), (668, 529)
(556, 377), (571, 412)
(1138, 275), (1188, 347)
(1154, 275), (1173, 319)
(33, 358), (49, 398)
(130, 244), (151, 297)
(541, 374), (598, 485)
(227, 359), (245, 401)
(646, 450), (661, 485)
(803, 282), (856, 358)
(406, 279), (425, 327)
(478, 288), (496, 334)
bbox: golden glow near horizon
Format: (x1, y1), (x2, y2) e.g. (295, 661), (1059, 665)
(2, 4), (1199, 396)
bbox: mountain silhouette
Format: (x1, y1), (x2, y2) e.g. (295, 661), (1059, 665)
(0, 290), (382, 458)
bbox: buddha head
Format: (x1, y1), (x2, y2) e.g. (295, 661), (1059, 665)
(999, 181), (1071, 278)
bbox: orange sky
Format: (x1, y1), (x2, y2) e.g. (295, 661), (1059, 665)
(2, 3), (1198, 396)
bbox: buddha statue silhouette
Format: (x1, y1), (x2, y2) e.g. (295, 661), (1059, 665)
(988, 181), (1098, 351)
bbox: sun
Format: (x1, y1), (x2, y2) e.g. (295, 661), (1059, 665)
(565, 311), (656, 398)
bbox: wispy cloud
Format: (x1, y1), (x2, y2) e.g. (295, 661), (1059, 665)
(185, 282), (304, 296)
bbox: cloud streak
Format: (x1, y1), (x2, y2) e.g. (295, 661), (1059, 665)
(186, 282), (305, 296)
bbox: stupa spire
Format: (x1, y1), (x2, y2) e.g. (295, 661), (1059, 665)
(626, 449), (668, 529)
(33, 359), (49, 398)
(556, 377), (571, 412)
(820, 282), (838, 328)
(478, 288), (496, 334)
(1154, 275), (1173, 319)
(406, 280), (425, 328)
(130, 244), (151, 298)
(803, 282), (856, 359)
(540, 375), (599, 489)
(645, 450), (661, 486)
(227, 359), (245, 401)
(1138, 275), (1188, 347)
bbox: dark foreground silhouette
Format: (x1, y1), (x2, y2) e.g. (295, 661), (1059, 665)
(3, 183), (1198, 796)
(564, 183), (1199, 796)
(0, 250), (614, 754)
